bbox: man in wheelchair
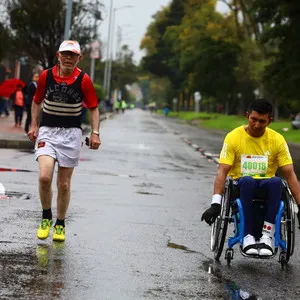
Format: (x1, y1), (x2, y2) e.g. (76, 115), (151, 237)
(202, 98), (300, 257)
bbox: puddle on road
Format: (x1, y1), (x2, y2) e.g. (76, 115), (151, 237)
(0, 246), (65, 299)
(136, 191), (163, 196)
(77, 170), (136, 178)
(163, 241), (263, 299)
(157, 160), (210, 173)
(202, 261), (263, 300)
(135, 182), (164, 196)
(167, 241), (198, 253)
(157, 166), (195, 174)
(94, 171), (135, 178)
(224, 280), (262, 300)
(134, 182), (163, 189)
(1, 191), (31, 200)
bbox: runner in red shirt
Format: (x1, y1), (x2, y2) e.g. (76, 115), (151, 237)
(28, 40), (101, 242)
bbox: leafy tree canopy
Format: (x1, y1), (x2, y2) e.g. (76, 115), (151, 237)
(141, 0), (241, 106)
(6, 0), (102, 68)
(140, 0), (188, 94)
(0, 23), (11, 61)
(252, 0), (300, 100)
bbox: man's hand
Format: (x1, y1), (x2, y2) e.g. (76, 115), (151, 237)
(297, 205), (300, 229)
(89, 133), (101, 150)
(201, 204), (221, 225)
(28, 125), (38, 142)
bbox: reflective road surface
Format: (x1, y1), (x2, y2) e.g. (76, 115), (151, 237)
(0, 109), (300, 300)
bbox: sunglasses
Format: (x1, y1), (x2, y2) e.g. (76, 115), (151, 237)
(59, 51), (79, 58)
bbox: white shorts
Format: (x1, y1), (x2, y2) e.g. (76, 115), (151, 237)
(35, 126), (82, 168)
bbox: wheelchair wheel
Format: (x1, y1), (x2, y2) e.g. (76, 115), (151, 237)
(281, 191), (296, 262)
(211, 178), (232, 260)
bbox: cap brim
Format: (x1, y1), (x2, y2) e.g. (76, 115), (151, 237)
(59, 49), (80, 54)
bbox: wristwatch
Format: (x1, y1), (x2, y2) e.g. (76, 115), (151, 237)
(91, 130), (100, 136)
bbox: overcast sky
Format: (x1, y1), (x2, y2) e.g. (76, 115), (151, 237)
(98, 0), (171, 63)
(98, 0), (228, 63)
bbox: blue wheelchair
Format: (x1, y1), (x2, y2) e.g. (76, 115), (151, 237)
(211, 178), (296, 266)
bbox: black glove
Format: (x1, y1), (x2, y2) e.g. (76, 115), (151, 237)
(297, 205), (300, 229)
(201, 203), (221, 225)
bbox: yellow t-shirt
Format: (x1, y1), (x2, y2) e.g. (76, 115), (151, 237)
(219, 125), (292, 179)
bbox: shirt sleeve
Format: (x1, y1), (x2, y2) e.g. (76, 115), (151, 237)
(277, 136), (293, 167)
(219, 133), (235, 166)
(33, 70), (47, 104)
(81, 74), (98, 109)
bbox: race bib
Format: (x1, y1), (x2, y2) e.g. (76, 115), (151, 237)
(241, 155), (268, 177)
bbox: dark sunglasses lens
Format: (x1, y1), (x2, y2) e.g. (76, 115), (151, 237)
(61, 51), (78, 57)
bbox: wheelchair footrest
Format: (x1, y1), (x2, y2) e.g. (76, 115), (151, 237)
(239, 245), (278, 259)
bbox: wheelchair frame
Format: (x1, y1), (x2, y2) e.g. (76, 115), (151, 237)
(210, 178), (296, 266)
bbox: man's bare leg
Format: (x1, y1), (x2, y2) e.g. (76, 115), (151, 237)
(53, 166), (74, 242)
(56, 166), (74, 220)
(38, 155), (55, 209)
(36, 155), (55, 239)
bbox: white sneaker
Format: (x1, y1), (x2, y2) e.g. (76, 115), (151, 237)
(242, 234), (258, 255)
(259, 235), (274, 256)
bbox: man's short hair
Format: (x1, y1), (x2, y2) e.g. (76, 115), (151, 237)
(248, 98), (273, 116)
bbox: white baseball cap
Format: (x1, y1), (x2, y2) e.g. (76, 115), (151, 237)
(58, 40), (81, 54)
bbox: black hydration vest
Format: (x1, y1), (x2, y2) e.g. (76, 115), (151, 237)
(40, 69), (85, 128)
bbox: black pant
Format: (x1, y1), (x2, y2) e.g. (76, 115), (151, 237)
(14, 105), (24, 125)
(25, 104), (31, 133)
(0, 99), (9, 116)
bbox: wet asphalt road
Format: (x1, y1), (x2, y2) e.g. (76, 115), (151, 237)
(0, 109), (300, 300)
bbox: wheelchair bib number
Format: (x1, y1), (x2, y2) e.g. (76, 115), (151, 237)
(241, 155), (268, 177)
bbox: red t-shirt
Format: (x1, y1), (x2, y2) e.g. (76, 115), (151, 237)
(34, 65), (98, 108)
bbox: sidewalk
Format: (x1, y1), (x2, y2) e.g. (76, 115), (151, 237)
(0, 112), (32, 149)
(0, 111), (109, 149)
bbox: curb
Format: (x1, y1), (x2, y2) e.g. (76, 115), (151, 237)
(182, 137), (220, 164)
(0, 139), (35, 150)
(0, 113), (111, 150)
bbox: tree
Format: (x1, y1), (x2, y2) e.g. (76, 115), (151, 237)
(141, 0), (300, 114)
(141, 0), (241, 109)
(221, 0), (300, 115)
(148, 77), (172, 108)
(0, 23), (11, 62)
(140, 0), (188, 101)
(6, 0), (102, 68)
(111, 45), (138, 102)
(79, 42), (137, 103)
(180, 1), (240, 104)
(140, 6), (173, 78)
(216, 1), (264, 113)
(253, 0), (300, 102)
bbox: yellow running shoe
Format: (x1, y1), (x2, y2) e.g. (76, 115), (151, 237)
(36, 219), (53, 240)
(53, 225), (65, 242)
